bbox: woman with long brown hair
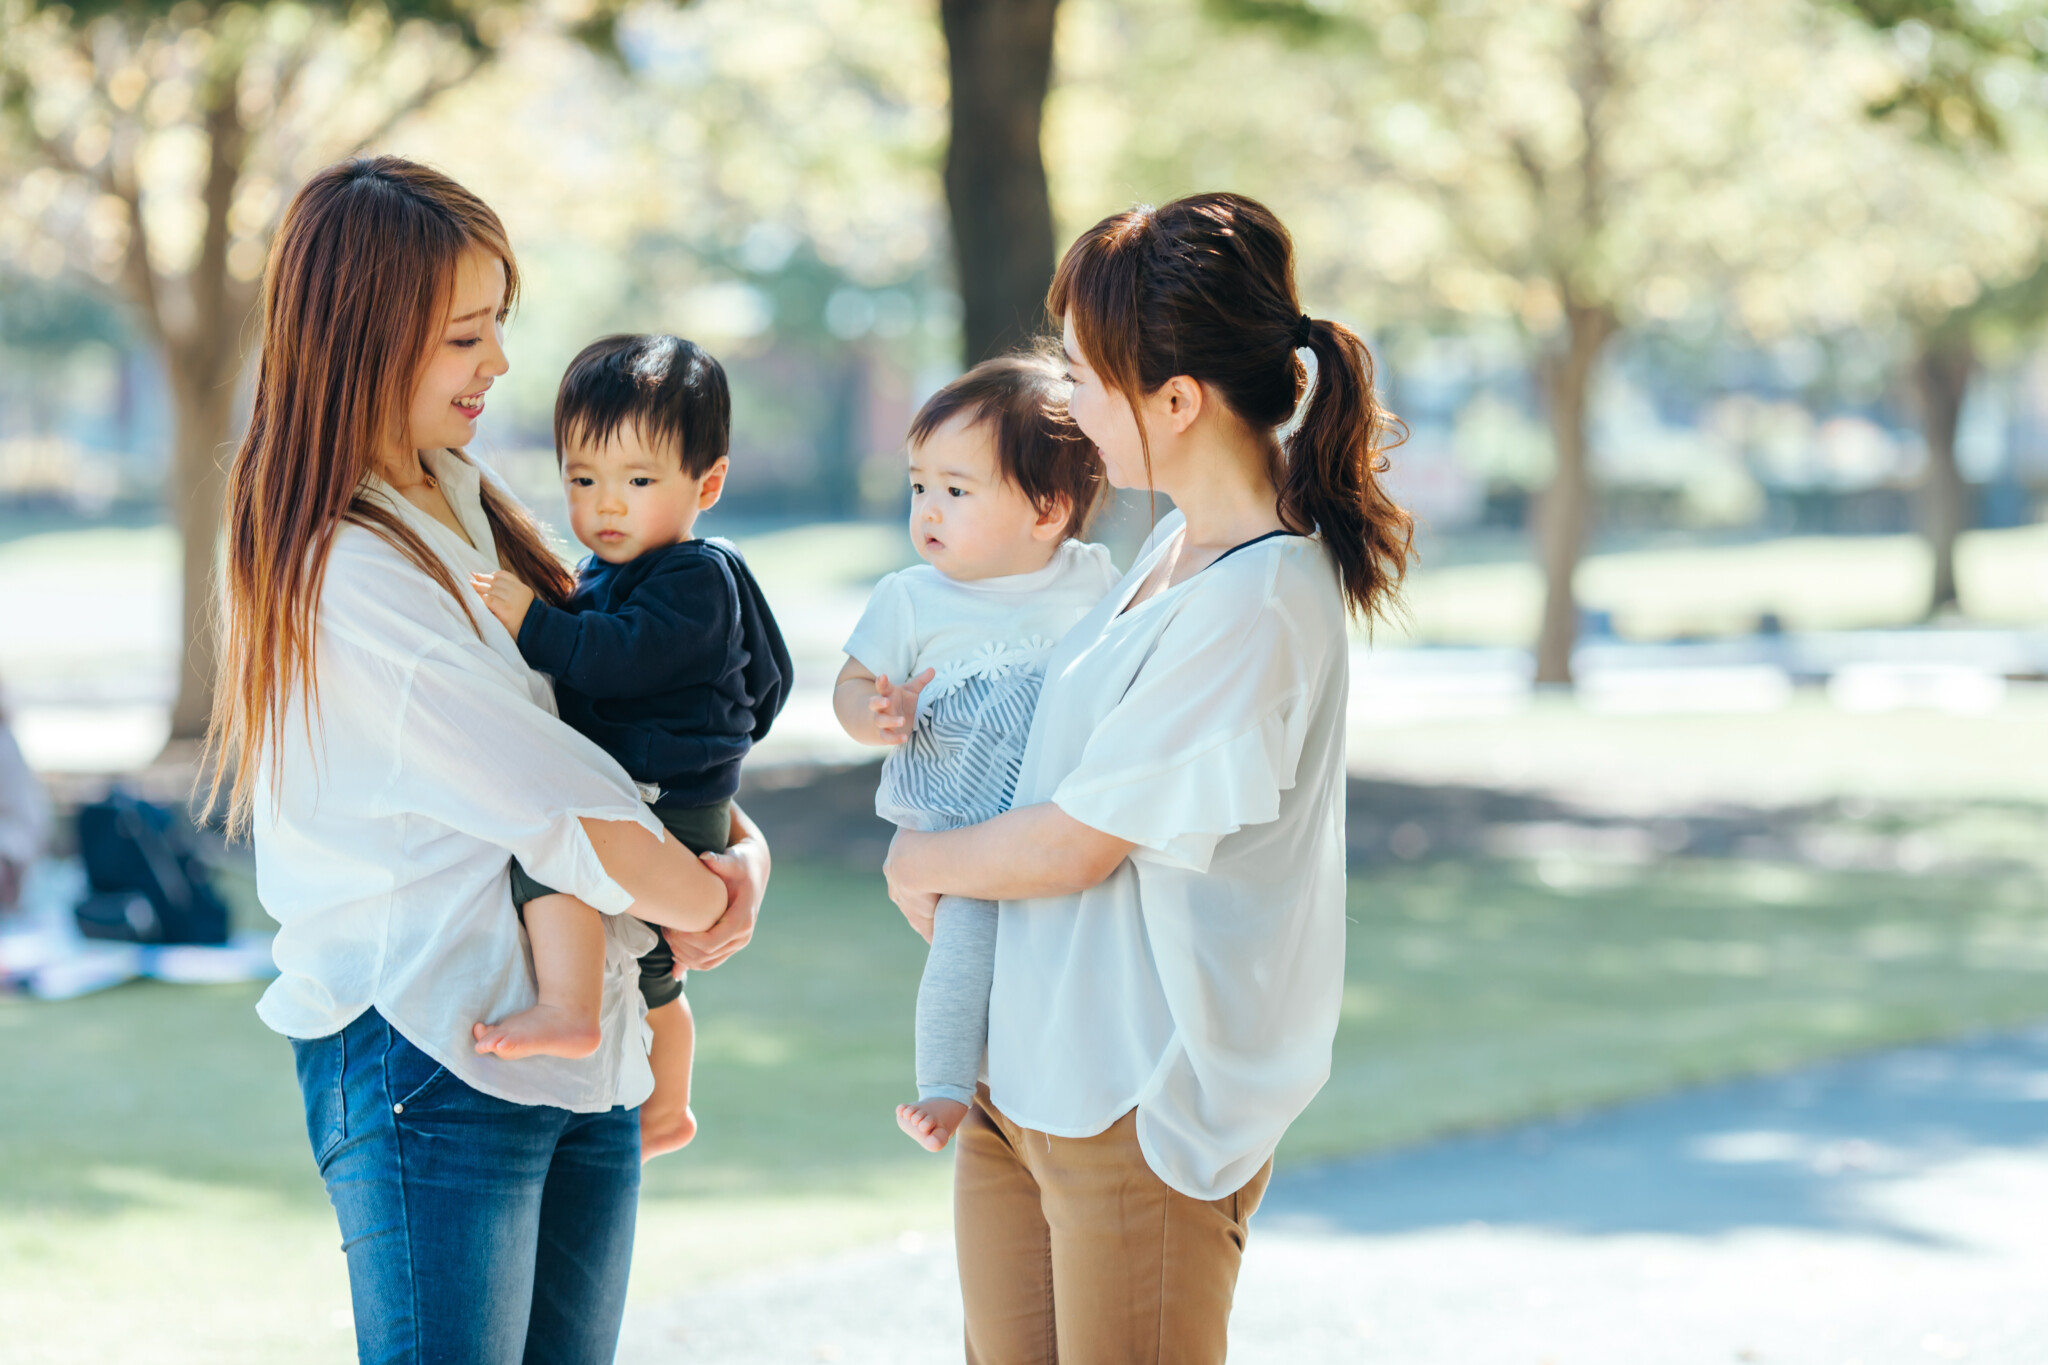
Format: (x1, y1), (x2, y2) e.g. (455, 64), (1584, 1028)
(212, 156), (770, 1363)
(883, 192), (1410, 1360)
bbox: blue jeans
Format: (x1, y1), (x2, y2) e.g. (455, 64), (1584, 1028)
(292, 1009), (640, 1365)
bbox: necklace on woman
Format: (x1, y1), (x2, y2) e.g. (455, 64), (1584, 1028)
(385, 456), (437, 494)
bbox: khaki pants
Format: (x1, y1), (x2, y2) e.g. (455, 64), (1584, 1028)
(954, 1086), (1272, 1365)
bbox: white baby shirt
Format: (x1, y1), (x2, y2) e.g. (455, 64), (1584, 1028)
(843, 539), (1120, 832)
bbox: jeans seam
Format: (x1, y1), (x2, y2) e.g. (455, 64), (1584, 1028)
(314, 1026), (349, 1170)
(379, 1018), (423, 1363)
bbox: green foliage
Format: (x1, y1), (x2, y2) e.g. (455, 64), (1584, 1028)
(0, 271), (128, 351)
(1840, 0), (2048, 150)
(1202, 0), (1347, 42)
(27, 0), (505, 54)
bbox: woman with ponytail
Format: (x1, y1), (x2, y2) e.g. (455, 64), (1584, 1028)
(884, 192), (1410, 1360)
(212, 156), (769, 1363)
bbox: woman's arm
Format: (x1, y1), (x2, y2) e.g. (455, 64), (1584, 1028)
(579, 816), (728, 933)
(662, 801), (772, 971)
(883, 803), (1135, 941)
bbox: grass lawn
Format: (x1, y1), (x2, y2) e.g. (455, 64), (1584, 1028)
(5, 842), (2048, 1361)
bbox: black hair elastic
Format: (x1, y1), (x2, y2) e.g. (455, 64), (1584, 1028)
(1292, 313), (1315, 348)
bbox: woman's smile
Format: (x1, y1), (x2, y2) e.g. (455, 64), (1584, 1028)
(454, 388), (487, 418)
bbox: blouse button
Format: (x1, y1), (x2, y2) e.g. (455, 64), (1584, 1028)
(392, 1103), (404, 1115)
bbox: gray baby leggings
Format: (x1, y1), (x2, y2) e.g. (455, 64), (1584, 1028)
(916, 893), (998, 1106)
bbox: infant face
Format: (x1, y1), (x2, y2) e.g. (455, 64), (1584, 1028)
(561, 424), (714, 564)
(908, 414), (1061, 582)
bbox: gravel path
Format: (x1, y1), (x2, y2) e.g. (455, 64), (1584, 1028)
(620, 1027), (2048, 1364)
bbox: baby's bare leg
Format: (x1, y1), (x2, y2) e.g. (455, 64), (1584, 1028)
(473, 892), (605, 1060)
(639, 993), (699, 1160)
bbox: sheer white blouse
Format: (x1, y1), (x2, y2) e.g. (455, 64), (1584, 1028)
(253, 449), (664, 1112)
(989, 511), (1350, 1200)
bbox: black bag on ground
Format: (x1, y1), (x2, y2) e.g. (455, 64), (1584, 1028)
(73, 791), (230, 945)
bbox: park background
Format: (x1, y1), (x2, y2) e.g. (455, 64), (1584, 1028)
(8, 0), (2048, 1360)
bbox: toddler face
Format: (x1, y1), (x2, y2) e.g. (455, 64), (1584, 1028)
(562, 424), (724, 564)
(908, 414), (1064, 581)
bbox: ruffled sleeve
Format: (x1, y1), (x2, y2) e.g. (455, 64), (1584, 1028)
(1050, 569), (1319, 875)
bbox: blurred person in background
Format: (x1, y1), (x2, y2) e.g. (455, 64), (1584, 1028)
(207, 157), (770, 1365)
(0, 689), (50, 911)
(885, 193), (1412, 1363)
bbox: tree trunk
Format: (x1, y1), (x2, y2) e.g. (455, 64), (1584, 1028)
(165, 373), (237, 740)
(1913, 330), (1972, 618)
(1533, 303), (1617, 686)
(164, 82), (253, 742)
(940, 0), (1061, 365)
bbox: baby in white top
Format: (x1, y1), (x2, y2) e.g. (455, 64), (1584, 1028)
(834, 353), (1117, 1151)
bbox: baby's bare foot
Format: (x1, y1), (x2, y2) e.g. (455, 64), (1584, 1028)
(896, 1098), (969, 1152)
(472, 1006), (602, 1060)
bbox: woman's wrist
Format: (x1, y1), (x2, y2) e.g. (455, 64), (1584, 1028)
(883, 828), (936, 897)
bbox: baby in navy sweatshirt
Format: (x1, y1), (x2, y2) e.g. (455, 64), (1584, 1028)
(470, 333), (789, 1158)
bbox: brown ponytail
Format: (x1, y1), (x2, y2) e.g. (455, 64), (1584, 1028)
(1047, 192), (1413, 621)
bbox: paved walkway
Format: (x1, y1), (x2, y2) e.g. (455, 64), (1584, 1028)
(620, 1028), (2048, 1364)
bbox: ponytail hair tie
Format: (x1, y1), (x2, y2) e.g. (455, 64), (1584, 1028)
(1292, 313), (1315, 348)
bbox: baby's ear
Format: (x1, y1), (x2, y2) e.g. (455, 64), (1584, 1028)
(697, 456), (731, 509)
(1032, 492), (1074, 541)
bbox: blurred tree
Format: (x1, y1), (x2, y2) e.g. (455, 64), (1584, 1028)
(941, 0), (1061, 363)
(1108, 0), (2039, 666)
(1196, 0), (1813, 680)
(0, 0), (616, 744)
(1836, 0), (2048, 615)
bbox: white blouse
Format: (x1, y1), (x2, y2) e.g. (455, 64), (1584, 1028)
(253, 449), (665, 1113)
(988, 511), (1350, 1200)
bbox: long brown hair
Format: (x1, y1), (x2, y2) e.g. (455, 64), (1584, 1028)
(1047, 192), (1413, 621)
(206, 155), (573, 829)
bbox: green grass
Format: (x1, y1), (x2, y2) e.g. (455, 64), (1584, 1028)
(1300, 855), (2048, 1159)
(5, 848), (2048, 1360)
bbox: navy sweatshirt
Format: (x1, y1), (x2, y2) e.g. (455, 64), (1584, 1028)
(515, 538), (791, 809)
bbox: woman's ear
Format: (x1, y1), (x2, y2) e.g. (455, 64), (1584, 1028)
(1159, 375), (1204, 434)
(1031, 492), (1075, 542)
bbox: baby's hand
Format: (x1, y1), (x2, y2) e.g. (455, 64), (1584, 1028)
(471, 570), (536, 636)
(870, 668), (936, 746)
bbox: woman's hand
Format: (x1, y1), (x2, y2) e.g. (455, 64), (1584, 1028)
(470, 570), (535, 636)
(664, 806), (771, 971)
(884, 829), (940, 944)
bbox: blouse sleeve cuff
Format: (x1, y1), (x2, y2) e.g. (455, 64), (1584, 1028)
(1050, 705), (1302, 876)
(515, 802), (665, 916)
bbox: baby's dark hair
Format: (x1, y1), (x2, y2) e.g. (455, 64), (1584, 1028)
(554, 334), (730, 477)
(908, 350), (1104, 541)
